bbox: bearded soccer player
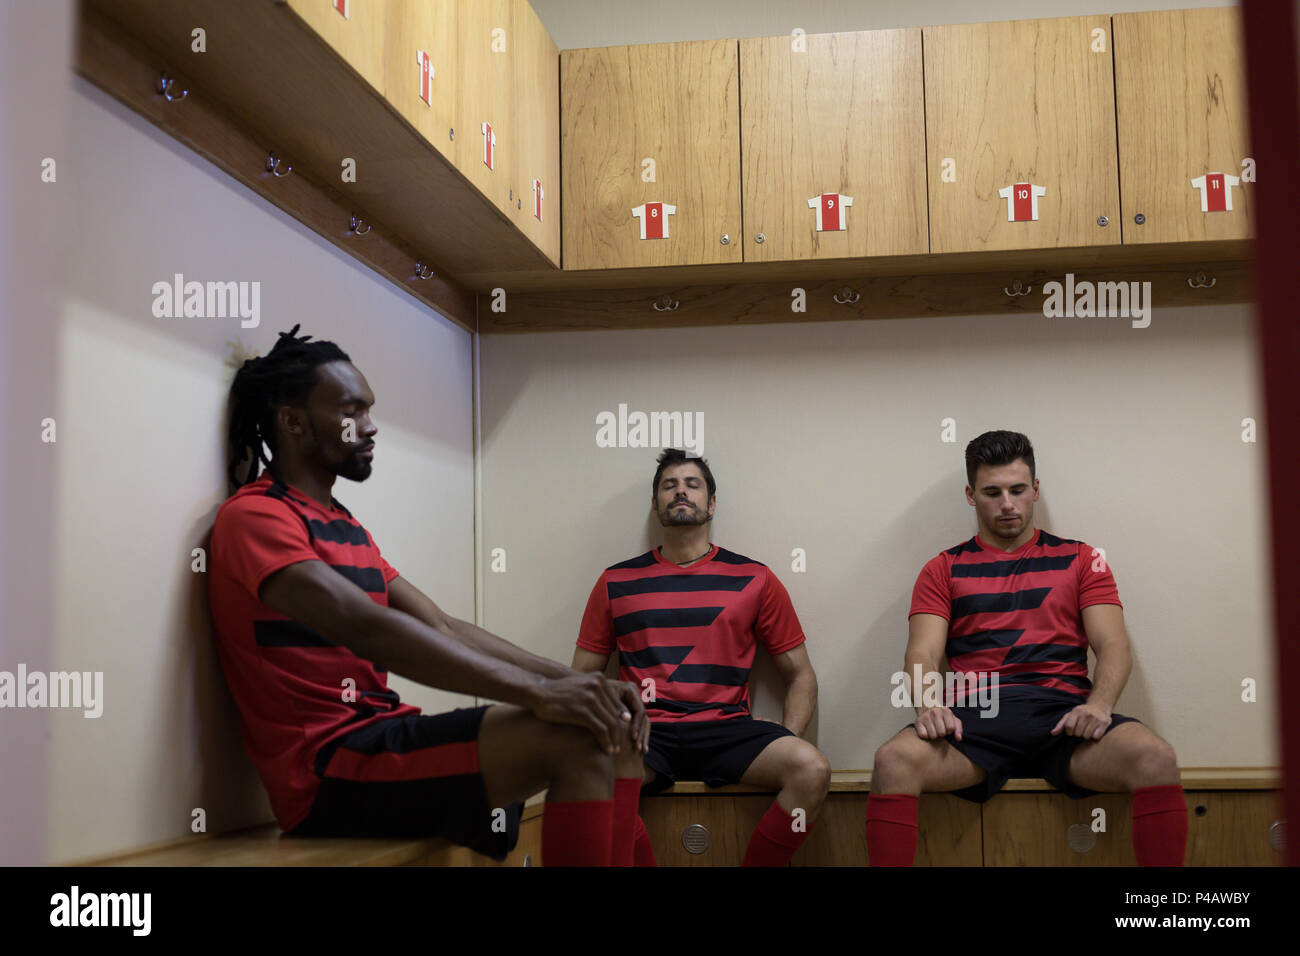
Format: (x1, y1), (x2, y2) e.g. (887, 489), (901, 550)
(208, 326), (649, 867)
(573, 449), (831, 867)
(866, 430), (1185, 866)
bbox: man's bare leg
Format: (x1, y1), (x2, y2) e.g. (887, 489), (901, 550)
(736, 736), (832, 865)
(477, 704), (615, 865)
(866, 727), (987, 865)
(1066, 721), (1185, 866)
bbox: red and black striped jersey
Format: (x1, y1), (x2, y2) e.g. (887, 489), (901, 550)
(207, 469), (419, 831)
(910, 530), (1122, 703)
(577, 545), (806, 723)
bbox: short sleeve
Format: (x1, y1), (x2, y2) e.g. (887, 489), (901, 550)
(909, 553), (953, 620)
(1076, 541), (1122, 611)
(214, 496), (321, 601)
(756, 568), (806, 656)
(364, 529), (400, 585)
(576, 574), (615, 654)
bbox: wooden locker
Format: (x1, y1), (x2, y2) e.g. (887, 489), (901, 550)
(561, 39), (743, 270)
(510, 0), (561, 266)
(924, 16), (1121, 254)
(456, 0), (515, 221)
(1114, 8), (1253, 244)
(1185, 791), (1284, 867)
(983, 793), (1135, 866)
(740, 29), (928, 263)
(383, 0), (457, 164)
(286, 0), (387, 97)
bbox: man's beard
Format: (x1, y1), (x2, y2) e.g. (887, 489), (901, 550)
(336, 452), (372, 482)
(659, 502), (709, 527)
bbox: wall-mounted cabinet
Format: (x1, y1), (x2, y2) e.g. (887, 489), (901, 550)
(510, 0), (561, 265)
(455, 0), (515, 222)
(1114, 7), (1252, 244)
(924, 16), (1121, 254)
(561, 39), (743, 270)
(739, 29), (928, 262)
(383, 0), (457, 164)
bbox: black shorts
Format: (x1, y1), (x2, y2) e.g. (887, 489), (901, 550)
(287, 705), (521, 862)
(642, 716), (796, 794)
(907, 687), (1141, 803)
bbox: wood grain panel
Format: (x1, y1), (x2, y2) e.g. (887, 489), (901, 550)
(925, 16), (1120, 253)
(510, 0), (561, 265)
(478, 259), (1252, 332)
(562, 40), (743, 270)
(456, 0), (515, 219)
(741, 30), (927, 262)
(1114, 8), (1253, 243)
(1185, 791), (1284, 867)
(638, 794), (772, 866)
(983, 793), (1134, 866)
(383, 0), (457, 165)
(287, 0), (388, 97)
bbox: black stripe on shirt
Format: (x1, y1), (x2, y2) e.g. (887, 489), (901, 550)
(331, 564), (386, 594)
(946, 628), (1025, 658)
(607, 574), (754, 599)
(648, 696), (748, 717)
(669, 663), (750, 686)
(946, 537), (982, 556)
(1036, 530), (1079, 547)
(997, 671), (1092, 690)
(1002, 642), (1088, 666)
(308, 518), (370, 546)
(254, 619), (335, 647)
(619, 645), (693, 669)
(613, 606), (724, 638)
(952, 554), (1077, 578)
(951, 587), (1051, 619)
(712, 549), (761, 566)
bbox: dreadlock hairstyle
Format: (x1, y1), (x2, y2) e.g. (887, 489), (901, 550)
(225, 324), (351, 492)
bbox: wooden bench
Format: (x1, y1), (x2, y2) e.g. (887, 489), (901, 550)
(78, 769), (1281, 866)
(78, 798), (545, 868)
(640, 768), (1285, 866)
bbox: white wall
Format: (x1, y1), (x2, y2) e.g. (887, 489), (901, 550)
(44, 76), (477, 864)
(0, 0), (74, 867)
(479, 307), (1275, 768)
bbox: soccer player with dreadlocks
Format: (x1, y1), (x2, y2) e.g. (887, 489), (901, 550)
(208, 325), (648, 866)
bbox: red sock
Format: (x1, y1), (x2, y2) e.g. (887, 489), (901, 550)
(741, 800), (813, 867)
(542, 800), (613, 867)
(632, 815), (658, 866)
(611, 778), (642, 867)
(1132, 784), (1187, 866)
(865, 793), (918, 866)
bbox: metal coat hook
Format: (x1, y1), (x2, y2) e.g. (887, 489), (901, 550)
(349, 214), (372, 236)
(1004, 278), (1032, 296)
(265, 153), (292, 178)
(158, 73), (188, 103)
(833, 286), (860, 305)
(651, 293), (680, 312)
(414, 263), (434, 280)
(1187, 271), (1217, 289)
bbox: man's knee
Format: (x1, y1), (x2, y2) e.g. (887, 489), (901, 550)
(785, 745), (831, 797)
(536, 722), (609, 777)
(1131, 736), (1180, 788)
(872, 733), (923, 791)
(612, 741), (645, 778)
